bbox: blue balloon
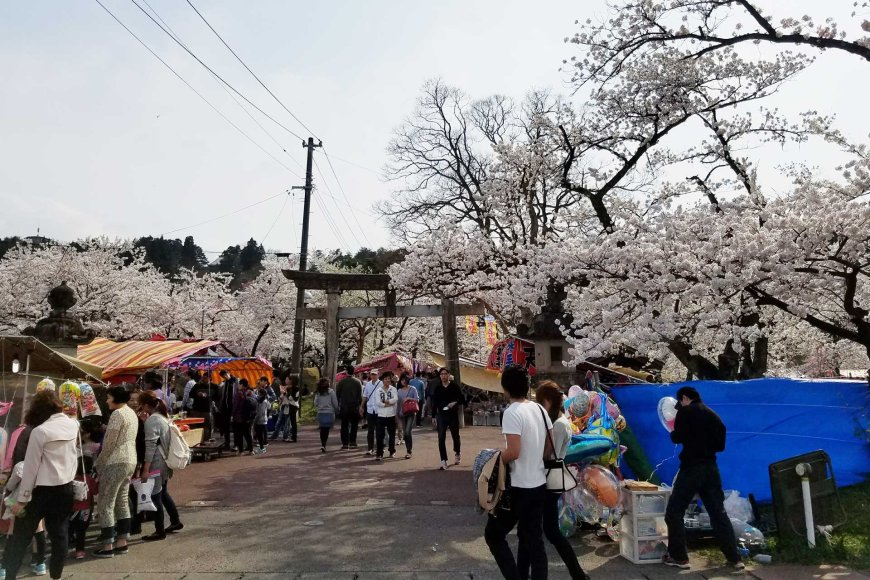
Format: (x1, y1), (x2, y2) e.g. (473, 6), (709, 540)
(564, 434), (617, 465)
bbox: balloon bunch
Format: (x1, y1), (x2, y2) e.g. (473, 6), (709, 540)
(562, 387), (626, 467)
(558, 464), (623, 537)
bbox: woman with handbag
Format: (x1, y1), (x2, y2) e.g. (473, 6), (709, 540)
(313, 379), (339, 453)
(526, 382), (590, 580)
(1, 390), (78, 580)
(396, 374), (420, 459)
(137, 391), (184, 541)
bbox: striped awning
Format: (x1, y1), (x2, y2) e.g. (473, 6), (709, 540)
(77, 338), (221, 379)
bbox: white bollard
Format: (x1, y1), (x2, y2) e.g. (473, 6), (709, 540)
(796, 463), (816, 548)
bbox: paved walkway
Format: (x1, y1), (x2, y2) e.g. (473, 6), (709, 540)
(29, 425), (867, 579)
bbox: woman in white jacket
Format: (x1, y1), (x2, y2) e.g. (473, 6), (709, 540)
(3, 390), (78, 580)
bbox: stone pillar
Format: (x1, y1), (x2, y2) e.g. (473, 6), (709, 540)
(441, 298), (464, 427)
(324, 291), (341, 385)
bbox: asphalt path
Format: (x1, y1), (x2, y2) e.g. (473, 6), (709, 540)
(22, 424), (839, 579)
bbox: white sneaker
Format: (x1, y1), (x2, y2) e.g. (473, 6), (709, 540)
(454, 453), (461, 465)
(439, 460), (448, 470)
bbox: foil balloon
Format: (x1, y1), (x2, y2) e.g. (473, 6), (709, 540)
(573, 486), (605, 524)
(58, 381), (81, 417)
(591, 393), (620, 420)
(615, 415), (627, 432)
(657, 397), (679, 432)
(579, 464), (621, 508)
(564, 434), (616, 465)
(557, 495), (577, 538)
(566, 392), (591, 418)
(36, 378), (56, 392)
(78, 383), (102, 417)
(567, 385), (582, 399)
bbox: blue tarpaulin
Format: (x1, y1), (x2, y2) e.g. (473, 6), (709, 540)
(611, 378), (870, 502)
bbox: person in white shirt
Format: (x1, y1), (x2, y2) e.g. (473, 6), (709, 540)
(182, 369), (199, 411)
(530, 381), (589, 580)
(484, 364), (552, 580)
(360, 370), (382, 455)
(3, 390), (78, 580)
(374, 372), (398, 460)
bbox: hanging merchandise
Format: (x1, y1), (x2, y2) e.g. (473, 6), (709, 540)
(58, 382), (81, 417)
(36, 378), (56, 392)
(78, 383), (102, 417)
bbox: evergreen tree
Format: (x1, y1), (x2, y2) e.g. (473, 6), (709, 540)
(180, 236), (207, 271)
(239, 238), (265, 273)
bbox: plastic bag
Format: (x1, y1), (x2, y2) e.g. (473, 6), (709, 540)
(730, 517), (766, 550)
(133, 479), (156, 513)
(724, 490), (754, 523)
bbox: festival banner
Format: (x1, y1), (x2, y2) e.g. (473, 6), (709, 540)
(484, 316), (498, 346)
(465, 315), (479, 335)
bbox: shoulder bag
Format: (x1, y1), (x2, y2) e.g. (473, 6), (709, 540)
(537, 405), (577, 493)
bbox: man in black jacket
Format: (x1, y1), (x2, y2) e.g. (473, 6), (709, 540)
(662, 387), (743, 570)
(335, 365), (363, 449)
(217, 370), (237, 450)
(431, 368), (464, 470)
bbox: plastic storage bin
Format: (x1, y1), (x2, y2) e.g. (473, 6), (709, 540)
(619, 533), (667, 563)
(620, 515), (666, 538)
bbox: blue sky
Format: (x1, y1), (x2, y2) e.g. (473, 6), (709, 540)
(0, 1), (866, 257)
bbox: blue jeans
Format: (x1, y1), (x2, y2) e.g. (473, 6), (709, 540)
(402, 414), (414, 453)
(271, 413), (291, 439)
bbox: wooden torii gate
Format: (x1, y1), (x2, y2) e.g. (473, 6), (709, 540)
(282, 270), (486, 385)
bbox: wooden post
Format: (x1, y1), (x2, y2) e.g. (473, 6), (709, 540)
(324, 291), (341, 385)
(441, 298), (465, 427)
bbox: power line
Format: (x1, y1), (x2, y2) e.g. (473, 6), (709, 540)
(321, 148), (371, 242)
(180, 0), (376, 247)
(93, 0), (303, 179)
(261, 192), (290, 246)
(159, 190), (287, 236)
(139, 0), (305, 174)
(127, 0), (307, 142)
(312, 158), (366, 247)
(184, 0), (318, 139)
(311, 189), (353, 251)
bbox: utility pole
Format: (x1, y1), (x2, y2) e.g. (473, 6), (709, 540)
(289, 137), (322, 379)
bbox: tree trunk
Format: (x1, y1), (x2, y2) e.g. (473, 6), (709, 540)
(250, 323), (270, 357)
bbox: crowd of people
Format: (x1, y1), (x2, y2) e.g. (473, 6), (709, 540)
(0, 378), (187, 580)
(0, 361), (739, 579)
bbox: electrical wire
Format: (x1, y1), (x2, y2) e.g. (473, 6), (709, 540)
(321, 148), (371, 242)
(139, 0), (305, 174)
(312, 158), (366, 247)
(311, 190), (353, 251)
(159, 190), (287, 236)
(184, 0), (318, 138)
(261, 192), (290, 246)
(127, 0), (307, 142)
(92, 0), (302, 179)
(181, 0), (376, 242)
